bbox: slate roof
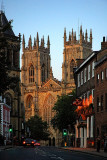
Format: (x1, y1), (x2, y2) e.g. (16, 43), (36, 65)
(0, 11), (15, 36)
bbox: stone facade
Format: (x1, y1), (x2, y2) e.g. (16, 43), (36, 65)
(21, 26), (92, 146)
(62, 26), (92, 90)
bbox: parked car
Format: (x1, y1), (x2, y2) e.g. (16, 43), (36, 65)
(33, 140), (40, 146)
(22, 138), (35, 147)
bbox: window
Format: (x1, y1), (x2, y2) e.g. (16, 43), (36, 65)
(88, 65), (90, 80)
(92, 89), (94, 103)
(97, 97), (99, 112)
(81, 71), (83, 85)
(97, 74), (99, 83)
(84, 68), (87, 83)
(101, 71), (104, 81)
(105, 93), (107, 111)
(101, 95), (103, 111)
(105, 68), (107, 79)
(78, 73), (80, 87)
(92, 61), (95, 77)
(29, 65), (34, 83)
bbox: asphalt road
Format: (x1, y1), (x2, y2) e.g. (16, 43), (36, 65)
(0, 146), (106, 160)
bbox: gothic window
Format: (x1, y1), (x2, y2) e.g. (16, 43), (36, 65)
(41, 63), (45, 82)
(26, 95), (33, 108)
(43, 94), (55, 125)
(29, 65), (34, 83)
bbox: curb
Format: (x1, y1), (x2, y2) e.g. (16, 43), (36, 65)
(59, 147), (107, 158)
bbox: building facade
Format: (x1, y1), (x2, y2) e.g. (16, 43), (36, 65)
(94, 37), (107, 148)
(74, 51), (97, 148)
(0, 11), (23, 140)
(0, 97), (11, 141)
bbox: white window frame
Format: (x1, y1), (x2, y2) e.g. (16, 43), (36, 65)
(88, 65), (90, 80)
(78, 73), (80, 87)
(81, 71), (83, 85)
(101, 71), (104, 81)
(92, 61), (95, 77)
(84, 68), (86, 83)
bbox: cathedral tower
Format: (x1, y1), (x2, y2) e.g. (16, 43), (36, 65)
(21, 33), (51, 120)
(62, 26), (92, 93)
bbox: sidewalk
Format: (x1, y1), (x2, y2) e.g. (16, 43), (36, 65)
(62, 147), (107, 158)
(0, 145), (17, 150)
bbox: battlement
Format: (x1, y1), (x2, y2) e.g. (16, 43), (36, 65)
(64, 26), (92, 48)
(22, 33), (50, 52)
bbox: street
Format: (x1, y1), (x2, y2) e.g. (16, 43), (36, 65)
(0, 146), (105, 160)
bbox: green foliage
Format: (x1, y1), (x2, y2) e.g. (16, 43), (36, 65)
(51, 90), (77, 132)
(26, 115), (50, 140)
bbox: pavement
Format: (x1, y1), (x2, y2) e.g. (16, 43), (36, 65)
(0, 145), (107, 158)
(61, 147), (107, 158)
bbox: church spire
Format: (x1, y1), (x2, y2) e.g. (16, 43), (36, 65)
(90, 29), (92, 47)
(80, 25), (82, 44)
(71, 28), (73, 43)
(33, 37), (36, 49)
(85, 29), (88, 42)
(64, 28), (66, 47)
(28, 35), (32, 50)
(47, 35), (50, 50)
(22, 34), (25, 52)
(36, 32), (39, 50)
(69, 32), (71, 42)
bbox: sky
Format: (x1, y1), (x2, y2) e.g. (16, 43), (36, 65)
(1, 0), (107, 80)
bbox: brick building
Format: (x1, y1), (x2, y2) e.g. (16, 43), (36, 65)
(94, 37), (107, 147)
(74, 51), (98, 148)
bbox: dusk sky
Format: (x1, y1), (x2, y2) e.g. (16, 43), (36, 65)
(2, 0), (107, 80)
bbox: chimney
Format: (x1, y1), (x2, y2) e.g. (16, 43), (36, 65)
(101, 36), (107, 49)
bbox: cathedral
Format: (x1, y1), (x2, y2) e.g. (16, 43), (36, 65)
(21, 26), (92, 145)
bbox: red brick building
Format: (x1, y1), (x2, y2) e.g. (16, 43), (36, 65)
(94, 37), (107, 147)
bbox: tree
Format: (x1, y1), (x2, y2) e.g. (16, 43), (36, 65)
(26, 115), (50, 140)
(51, 90), (77, 132)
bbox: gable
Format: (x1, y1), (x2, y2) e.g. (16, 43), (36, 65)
(40, 79), (61, 90)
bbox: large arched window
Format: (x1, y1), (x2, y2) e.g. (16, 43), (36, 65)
(43, 94), (55, 125)
(29, 65), (34, 83)
(70, 59), (76, 79)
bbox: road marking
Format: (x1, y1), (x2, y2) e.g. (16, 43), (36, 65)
(57, 157), (64, 160)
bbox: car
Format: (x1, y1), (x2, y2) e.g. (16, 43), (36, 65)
(33, 140), (40, 146)
(22, 138), (35, 147)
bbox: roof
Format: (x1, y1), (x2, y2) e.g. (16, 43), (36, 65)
(75, 51), (98, 73)
(0, 11), (15, 36)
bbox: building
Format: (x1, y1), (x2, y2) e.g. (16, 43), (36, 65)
(74, 51), (98, 148)
(94, 37), (107, 148)
(62, 26), (92, 94)
(21, 26), (92, 146)
(0, 97), (11, 141)
(0, 11), (23, 140)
